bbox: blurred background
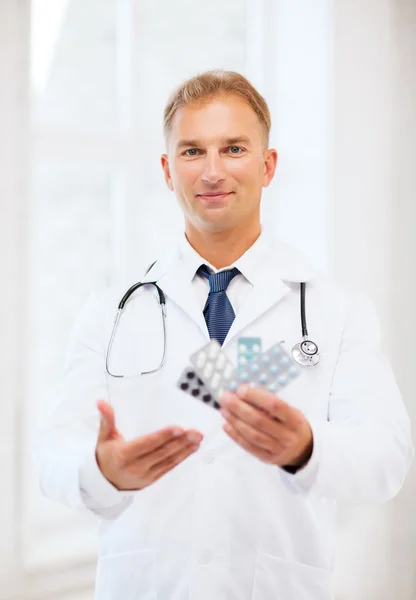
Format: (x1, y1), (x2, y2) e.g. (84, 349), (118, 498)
(0, 0), (415, 598)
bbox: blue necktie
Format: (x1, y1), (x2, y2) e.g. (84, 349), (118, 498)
(198, 265), (240, 346)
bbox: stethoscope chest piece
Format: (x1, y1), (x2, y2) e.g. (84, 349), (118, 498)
(292, 339), (320, 367)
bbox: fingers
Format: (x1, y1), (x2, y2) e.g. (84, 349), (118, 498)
(223, 422), (274, 464)
(96, 399), (117, 442)
(221, 386), (300, 428)
(148, 440), (201, 482)
(140, 431), (203, 470)
(121, 427), (202, 464)
(122, 431), (203, 489)
(220, 393), (292, 442)
(220, 389), (313, 468)
(221, 409), (289, 453)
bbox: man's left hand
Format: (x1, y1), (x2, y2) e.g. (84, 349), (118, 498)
(219, 384), (313, 470)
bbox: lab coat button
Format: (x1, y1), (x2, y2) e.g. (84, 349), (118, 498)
(198, 549), (213, 564)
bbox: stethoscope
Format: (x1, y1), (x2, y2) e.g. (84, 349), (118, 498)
(291, 282), (320, 367)
(105, 270), (320, 378)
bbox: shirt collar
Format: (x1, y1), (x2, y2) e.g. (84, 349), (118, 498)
(144, 228), (317, 285)
(178, 229), (271, 285)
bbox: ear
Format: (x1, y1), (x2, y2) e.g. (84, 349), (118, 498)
(161, 154), (174, 191)
(263, 149), (278, 188)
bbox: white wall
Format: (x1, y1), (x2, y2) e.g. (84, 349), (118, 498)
(333, 1), (416, 598)
(384, 0), (416, 596)
(0, 0), (30, 595)
(333, 1), (402, 598)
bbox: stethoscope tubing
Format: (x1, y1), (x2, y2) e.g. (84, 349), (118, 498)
(106, 280), (167, 377)
(300, 282), (307, 338)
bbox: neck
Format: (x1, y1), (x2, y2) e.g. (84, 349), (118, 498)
(185, 219), (261, 269)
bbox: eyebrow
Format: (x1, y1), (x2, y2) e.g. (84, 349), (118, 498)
(176, 136), (252, 150)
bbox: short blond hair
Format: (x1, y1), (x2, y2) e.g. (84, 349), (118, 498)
(163, 70), (271, 146)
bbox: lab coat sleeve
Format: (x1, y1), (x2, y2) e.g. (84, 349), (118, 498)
(291, 292), (414, 502)
(33, 291), (135, 519)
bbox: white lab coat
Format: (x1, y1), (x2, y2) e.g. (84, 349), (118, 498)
(34, 239), (413, 600)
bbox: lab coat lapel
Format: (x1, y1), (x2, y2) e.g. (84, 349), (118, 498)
(224, 240), (318, 346)
(141, 248), (209, 339)
(224, 270), (290, 346)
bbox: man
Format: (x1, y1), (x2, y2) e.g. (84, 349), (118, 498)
(34, 70), (413, 600)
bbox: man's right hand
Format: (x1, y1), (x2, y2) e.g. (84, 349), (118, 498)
(95, 399), (203, 491)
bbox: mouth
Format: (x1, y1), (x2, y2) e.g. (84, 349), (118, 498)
(196, 192), (234, 203)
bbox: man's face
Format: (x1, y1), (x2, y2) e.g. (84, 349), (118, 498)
(161, 95), (277, 233)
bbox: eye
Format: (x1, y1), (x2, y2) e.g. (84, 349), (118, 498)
(183, 148), (201, 157)
(228, 146), (244, 154)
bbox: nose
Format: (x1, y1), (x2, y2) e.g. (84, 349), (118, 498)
(200, 151), (226, 186)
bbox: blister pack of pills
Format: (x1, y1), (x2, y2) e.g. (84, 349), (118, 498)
(176, 337), (302, 408)
(176, 366), (220, 410)
(237, 341), (301, 394)
(190, 340), (237, 402)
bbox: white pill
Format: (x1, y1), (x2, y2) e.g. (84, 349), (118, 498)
(278, 375), (288, 386)
(270, 364), (280, 375)
(228, 380), (238, 392)
(224, 364), (235, 378)
(252, 344), (261, 353)
(280, 356), (290, 367)
(211, 372), (221, 388)
(250, 363), (260, 374)
(267, 383), (277, 393)
(208, 342), (218, 359)
(240, 371), (249, 382)
(239, 344), (247, 354)
(216, 354), (226, 368)
(239, 356), (247, 366)
(196, 353), (206, 368)
(204, 363), (213, 378)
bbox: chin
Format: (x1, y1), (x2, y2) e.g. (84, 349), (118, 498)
(197, 213), (239, 233)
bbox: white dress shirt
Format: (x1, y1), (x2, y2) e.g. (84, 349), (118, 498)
(178, 230), (271, 314)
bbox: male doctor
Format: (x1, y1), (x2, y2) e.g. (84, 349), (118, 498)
(34, 70), (413, 600)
